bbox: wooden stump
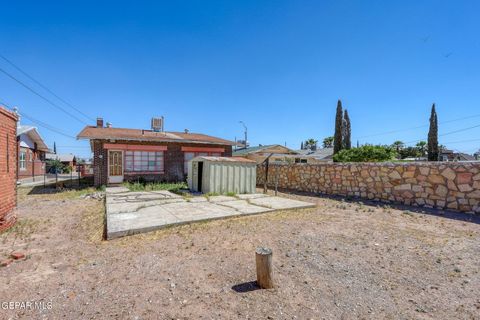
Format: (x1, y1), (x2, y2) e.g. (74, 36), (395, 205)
(256, 247), (274, 289)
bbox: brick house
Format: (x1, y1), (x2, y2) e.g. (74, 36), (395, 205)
(77, 118), (235, 186)
(0, 107), (18, 232)
(17, 125), (49, 179)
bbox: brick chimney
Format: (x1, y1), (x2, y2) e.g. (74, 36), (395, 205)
(96, 117), (104, 128)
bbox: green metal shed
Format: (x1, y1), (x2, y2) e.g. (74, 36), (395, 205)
(187, 156), (257, 194)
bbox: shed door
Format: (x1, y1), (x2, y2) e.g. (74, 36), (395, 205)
(108, 150), (124, 184)
(197, 162), (204, 192)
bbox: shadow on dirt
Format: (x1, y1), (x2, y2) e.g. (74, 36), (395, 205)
(264, 186), (480, 225)
(231, 281), (261, 293)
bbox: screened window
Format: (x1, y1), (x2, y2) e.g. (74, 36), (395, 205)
(19, 151), (26, 170)
(125, 151), (164, 172)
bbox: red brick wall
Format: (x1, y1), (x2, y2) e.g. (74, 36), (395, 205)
(0, 107), (18, 232)
(17, 147), (46, 179)
(92, 139), (233, 186)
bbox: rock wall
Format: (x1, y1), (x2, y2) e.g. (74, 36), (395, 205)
(257, 162), (480, 213)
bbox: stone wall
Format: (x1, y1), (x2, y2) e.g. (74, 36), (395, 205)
(0, 107), (18, 232)
(257, 162), (480, 213)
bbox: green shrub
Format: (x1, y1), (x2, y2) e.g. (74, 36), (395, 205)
(333, 145), (397, 162)
(123, 182), (187, 192)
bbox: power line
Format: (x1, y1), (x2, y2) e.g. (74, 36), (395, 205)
(0, 100), (77, 140)
(56, 145), (90, 148)
(355, 113), (480, 139)
(405, 123), (480, 145)
(0, 54), (95, 122)
(442, 138), (480, 145)
(0, 66), (89, 125)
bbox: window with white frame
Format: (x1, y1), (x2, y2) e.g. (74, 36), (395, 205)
(19, 151), (27, 170)
(184, 151), (222, 173)
(125, 151), (164, 172)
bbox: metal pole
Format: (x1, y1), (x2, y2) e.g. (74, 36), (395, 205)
(44, 173), (46, 188)
(239, 121), (248, 149)
(275, 172), (278, 196)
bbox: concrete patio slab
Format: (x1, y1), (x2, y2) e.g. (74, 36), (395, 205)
(236, 193), (270, 200)
(215, 199), (275, 214)
(207, 195), (238, 203)
(248, 196), (317, 210)
(106, 191), (315, 239)
(106, 186), (130, 194)
(187, 197), (208, 203)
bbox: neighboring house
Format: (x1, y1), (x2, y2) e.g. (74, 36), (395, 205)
(233, 144), (298, 163)
(0, 107), (18, 232)
(17, 124), (49, 179)
(45, 153), (77, 172)
(77, 118), (235, 186)
(295, 147), (334, 163)
(77, 159), (93, 177)
(440, 149), (476, 162)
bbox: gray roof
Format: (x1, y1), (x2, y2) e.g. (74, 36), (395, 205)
(294, 147), (334, 160)
(233, 144), (298, 156)
(455, 153), (476, 161)
(46, 153), (76, 162)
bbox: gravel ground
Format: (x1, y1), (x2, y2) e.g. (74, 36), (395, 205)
(1, 187), (479, 319)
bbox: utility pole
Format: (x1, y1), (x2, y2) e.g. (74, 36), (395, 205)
(239, 121), (248, 149)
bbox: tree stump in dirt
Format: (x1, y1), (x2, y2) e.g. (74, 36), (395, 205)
(256, 247), (274, 289)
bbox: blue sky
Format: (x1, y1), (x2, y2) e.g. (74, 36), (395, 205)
(1, 0), (479, 158)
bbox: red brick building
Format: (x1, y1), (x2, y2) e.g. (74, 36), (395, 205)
(17, 125), (49, 179)
(77, 118), (235, 186)
(0, 107), (18, 232)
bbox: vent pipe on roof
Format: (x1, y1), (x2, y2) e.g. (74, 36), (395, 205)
(106, 122), (112, 128)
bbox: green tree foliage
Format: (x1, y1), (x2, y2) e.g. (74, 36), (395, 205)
(333, 145), (397, 162)
(322, 136), (334, 148)
(427, 104), (439, 161)
(343, 110), (351, 149)
(398, 147), (421, 159)
(46, 159), (64, 173)
(333, 100), (343, 154)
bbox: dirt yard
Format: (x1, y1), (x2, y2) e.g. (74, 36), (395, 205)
(1, 186), (479, 319)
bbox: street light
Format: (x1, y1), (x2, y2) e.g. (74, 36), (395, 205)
(239, 121), (248, 149)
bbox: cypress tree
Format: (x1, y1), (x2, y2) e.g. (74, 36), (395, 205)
(53, 142), (57, 154)
(427, 103), (439, 161)
(300, 141), (304, 150)
(343, 109), (351, 149)
(333, 100), (343, 154)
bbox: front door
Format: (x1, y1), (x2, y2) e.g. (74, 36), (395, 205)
(108, 150), (124, 184)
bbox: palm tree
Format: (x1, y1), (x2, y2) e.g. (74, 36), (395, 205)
(391, 141), (405, 152)
(304, 138), (318, 150)
(322, 136), (334, 148)
(416, 141), (427, 156)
